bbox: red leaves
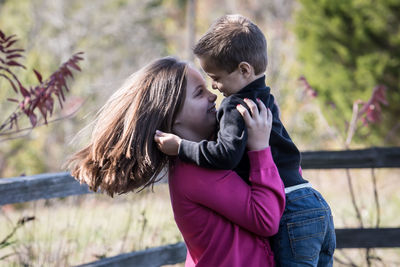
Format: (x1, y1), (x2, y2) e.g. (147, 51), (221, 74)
(33, 69), (43, 83)
(1, 30), (26, 95)
(28, 113), (37, 127)
(359, 85), (388, 126)
(5, 39), (18, 48)
(299, 74), (388, 137)
(0, 29), (84, 132)
(0, 73), (18, 92)
(7, 98), (19, 103)
(298, 75), (318, 98)
(0, 30), (25, 68)
(6, 54), (23, 60)
(19, 85), (30, 97)
(67, 60), (81, 71)
(17, 51), (84, 126)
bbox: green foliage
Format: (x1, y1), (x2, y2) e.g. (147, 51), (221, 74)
(295, 0), (400, 145)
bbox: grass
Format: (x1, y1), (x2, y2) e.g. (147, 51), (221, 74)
(0, 169), (400, 266)
(0, 184), (182, 266)
(304, 168), (400, 267)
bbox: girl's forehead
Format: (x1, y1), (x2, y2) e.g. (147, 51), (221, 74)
(198, 66), (207, 77)
(187, 66), (206, 84)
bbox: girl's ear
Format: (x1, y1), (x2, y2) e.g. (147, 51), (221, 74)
(173, 119), (181, 127)
(238, 62), (253, 78)
(172, 117), (182, 133)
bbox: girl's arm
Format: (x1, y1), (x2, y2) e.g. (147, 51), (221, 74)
(179, 99), (285, 237)
(179, 146), (285, 237)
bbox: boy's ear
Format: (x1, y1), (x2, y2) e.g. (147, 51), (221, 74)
(238, 62), (253, 77)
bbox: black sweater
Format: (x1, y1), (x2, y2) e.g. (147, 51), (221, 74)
(178, 76), (307, 188)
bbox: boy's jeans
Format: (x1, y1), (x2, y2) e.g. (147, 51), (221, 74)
(271, 187), (336, 266)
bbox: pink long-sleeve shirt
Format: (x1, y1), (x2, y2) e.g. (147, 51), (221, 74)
(168, 147), (285, 267)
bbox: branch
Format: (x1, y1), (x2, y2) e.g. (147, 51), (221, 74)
(1, 52), (84, 134)
(371, 168), (381, 228)
(333, 253), (358, 267)
(345, 169), (364, 228)
(345, 101), (361, 147)
(1, 29), (84, 137)
(0, 216), (35, 248)
(0, 98), (85, 142)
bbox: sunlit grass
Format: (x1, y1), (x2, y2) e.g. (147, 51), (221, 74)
(304, 168), (400, 266)
(0, 184), (182, 266)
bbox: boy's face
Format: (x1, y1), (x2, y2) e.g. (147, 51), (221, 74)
(199, 57), (248, 97)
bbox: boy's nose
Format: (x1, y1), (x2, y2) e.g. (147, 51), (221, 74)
(209, 93), (217, 102)
(212, 81), (218, 90)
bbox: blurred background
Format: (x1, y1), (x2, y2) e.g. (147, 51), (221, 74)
(0, 0), (399, 266)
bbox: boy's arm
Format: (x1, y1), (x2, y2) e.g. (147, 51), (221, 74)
(154, 99), (247, 169)
(178, 99), (247, 169)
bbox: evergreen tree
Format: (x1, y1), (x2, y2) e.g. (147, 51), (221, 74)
(295, 0), (400, 145)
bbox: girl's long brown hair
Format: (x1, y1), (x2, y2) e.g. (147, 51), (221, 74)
(66, 57), (187, 196)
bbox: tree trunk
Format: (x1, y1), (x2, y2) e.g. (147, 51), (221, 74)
(186, 0), (196, 61)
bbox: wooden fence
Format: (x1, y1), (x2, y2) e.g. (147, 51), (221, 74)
(1, 146), (400, 266)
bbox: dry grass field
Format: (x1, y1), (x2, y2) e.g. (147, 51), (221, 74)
(1, 168), (399, 266)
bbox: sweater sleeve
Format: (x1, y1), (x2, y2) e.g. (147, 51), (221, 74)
(178, 99), (247, 170)
(183, 147), (285, 237)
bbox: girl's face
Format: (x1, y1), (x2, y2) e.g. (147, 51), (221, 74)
(173, 65), (218, 142)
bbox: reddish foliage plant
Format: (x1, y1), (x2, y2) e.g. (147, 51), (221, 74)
(298, 75), (318, 98)
(299, 75), (388, 128)
(358, 85), (388, 126)
(0, 29), (83, 132)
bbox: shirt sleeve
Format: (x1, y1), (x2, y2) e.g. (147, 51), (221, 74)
(183, 146), (286, 237)
(178, 98), (247, 170)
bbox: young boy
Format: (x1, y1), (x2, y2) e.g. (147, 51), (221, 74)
(156, 14), (336, 266)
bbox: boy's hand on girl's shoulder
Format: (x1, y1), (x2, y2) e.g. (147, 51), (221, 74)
(236, 98), (272, 151)
(154, 130), (181, 156)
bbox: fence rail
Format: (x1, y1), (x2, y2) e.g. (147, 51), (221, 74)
(2, 147), (399, 206)
(77, 242), (187, 267)
(301, 146), (400, 169)
(0, 172), (90, 206)
(76, 227), (400, 266)
(335, 228), (400, 249)
(1, 146), (400, 266)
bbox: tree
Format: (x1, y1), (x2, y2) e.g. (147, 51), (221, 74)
(0, 0), (167, 178)
(295, 0), (400, 145)
(0, 29), (83, 139)
(0, 28), (83, 178)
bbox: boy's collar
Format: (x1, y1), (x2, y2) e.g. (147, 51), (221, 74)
(237, 75), (267, 94)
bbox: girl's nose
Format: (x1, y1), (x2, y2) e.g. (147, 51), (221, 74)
(209, 92), (217, 102)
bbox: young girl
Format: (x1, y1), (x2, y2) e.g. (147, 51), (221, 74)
(66, 57), (285, 266)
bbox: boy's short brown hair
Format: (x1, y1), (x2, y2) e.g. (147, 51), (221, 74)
(194, 14), (267, 75)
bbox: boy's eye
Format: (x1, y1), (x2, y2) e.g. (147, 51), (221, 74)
(209, 76), (218, 82)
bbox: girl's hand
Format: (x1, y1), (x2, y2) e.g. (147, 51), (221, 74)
(154, 130), (181, 156)
(236, 98), (272, 151)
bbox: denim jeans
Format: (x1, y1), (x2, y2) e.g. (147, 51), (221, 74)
(271, 187), (336, 266)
